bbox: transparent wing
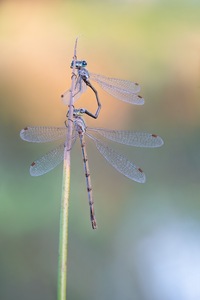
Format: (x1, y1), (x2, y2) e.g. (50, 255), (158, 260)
(90, 73), (144, 105)
(87, 134), (146, 183)
(61, 77), (87, 105)
(30, 143), (64, 176)
(20, 127), (67, 143)
(90, 73), (141, 93)
(87, 128), (164, 148)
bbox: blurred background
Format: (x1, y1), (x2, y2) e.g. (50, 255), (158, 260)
(1, 0), (200, 299)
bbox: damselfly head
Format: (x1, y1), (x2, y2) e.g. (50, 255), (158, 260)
(70, 60), (87, 69)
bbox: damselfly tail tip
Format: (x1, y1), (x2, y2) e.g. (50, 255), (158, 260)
(92, 220), (98, 230)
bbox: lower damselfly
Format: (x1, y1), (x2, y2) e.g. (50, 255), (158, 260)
(20, 109), (164, 229)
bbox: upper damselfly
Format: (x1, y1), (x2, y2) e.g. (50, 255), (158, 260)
(61, 60), (144, 119)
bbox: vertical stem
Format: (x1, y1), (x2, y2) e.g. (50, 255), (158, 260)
(57, 38), (78, 300)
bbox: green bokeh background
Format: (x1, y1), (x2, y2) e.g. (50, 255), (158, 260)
(1, 0), (200, 299)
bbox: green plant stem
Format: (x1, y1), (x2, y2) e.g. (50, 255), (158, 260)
(57, 38), (78, 300)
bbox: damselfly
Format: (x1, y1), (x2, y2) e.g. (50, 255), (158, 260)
(61, 60), (144, 119)
(20, 109), (164, 229)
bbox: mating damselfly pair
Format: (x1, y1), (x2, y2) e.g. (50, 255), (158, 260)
(20, 108), (163, 229)
(20, 59), (163, 229)
(61, 60), (144, 119)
